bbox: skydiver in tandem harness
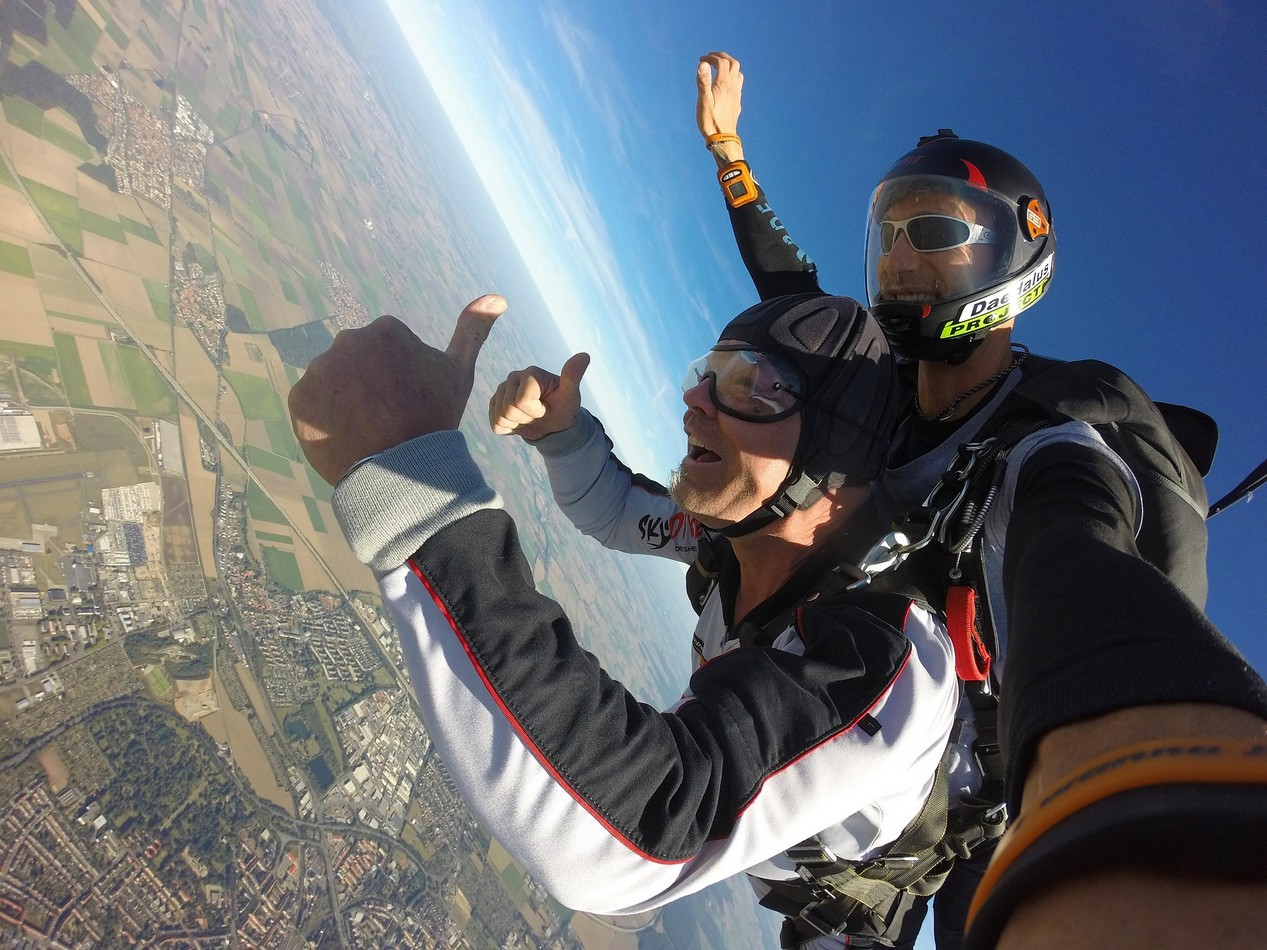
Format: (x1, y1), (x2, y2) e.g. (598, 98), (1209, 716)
(696, 51), (1267, 948)
(292, 292), (973, 950)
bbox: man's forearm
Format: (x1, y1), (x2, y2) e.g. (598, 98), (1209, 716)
(999, 441), (1267, 805)
(964, 442), (1267, 948)
(723, 174), (822, 300)
(533, 409), (701, 561)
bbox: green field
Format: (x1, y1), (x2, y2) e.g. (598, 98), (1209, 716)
(53, 332), (92, 405)
(43, 120), (94, 161)
(238, 284), (265, 331)
(65, 6), (104, 61)
(217, 103), (241, 134)
(303, 278), (326, 319)
(0, 94), (95, 160)
(136, 26), (162, 61)
(116, 344), (176, 416)
(246, 443), (294, 477)
(245, 479), (286, 525)
(146, 665), (172, 697)
(284, 181), (308, 221)
(22, 178), (82, 256)
(142, 278), (170, 323)
(280, 278), (299, 306)
(3, 96), (44, 137)
(0, 240), (34, 278)
(105, 18), (129, 49)
(264, 418), (298, 460)
(186, 242), (217, 272)
(73, 413), (149, 469)
(213, 228), (249, 278)
(262, 546), (303, 590)
(222, 369), (284, 421)
(244, 157), (276, 199)
(120, 217), (160, 244)
(499, 862), (525, 900)
(81, 209), (126, 242)
(2, 340), (57, 362)
(46, 310), (115, 327)
(255, 530), (292, 545)
(302, 495), (327, 533)
(3, 339), (61, 371)
(305, 462), (333, 504)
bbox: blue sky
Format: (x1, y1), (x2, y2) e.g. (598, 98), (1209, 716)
(382, 0), (1264, 941)
(388, 0), (1265, 674)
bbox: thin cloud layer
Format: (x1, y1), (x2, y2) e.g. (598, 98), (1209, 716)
(385, 0), (687, 477)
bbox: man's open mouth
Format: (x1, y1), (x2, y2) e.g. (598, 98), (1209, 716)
(687, 435), (721, 463)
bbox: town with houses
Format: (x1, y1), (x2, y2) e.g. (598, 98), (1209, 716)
(0, 391), (588, 947)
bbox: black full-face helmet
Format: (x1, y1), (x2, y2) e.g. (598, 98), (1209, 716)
(864, 130), (1056, 363)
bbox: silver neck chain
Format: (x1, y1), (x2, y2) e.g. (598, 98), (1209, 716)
(914, 343), (1030, 424)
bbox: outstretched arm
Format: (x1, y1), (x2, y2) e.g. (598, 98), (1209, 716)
(696, 51), (822, 299)
(964, 441), (1267, 949)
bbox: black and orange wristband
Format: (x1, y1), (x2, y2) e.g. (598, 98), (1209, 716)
(964, 737), (1267, 949)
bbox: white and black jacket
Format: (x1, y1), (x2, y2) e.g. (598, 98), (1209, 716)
(333, 424), (959, 916)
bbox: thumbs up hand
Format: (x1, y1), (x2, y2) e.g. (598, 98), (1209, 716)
(489, 352), (591, 441)
(289, 294), (506, 485)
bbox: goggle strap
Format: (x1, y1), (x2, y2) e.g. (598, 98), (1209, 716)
(777, 471), (823, 512)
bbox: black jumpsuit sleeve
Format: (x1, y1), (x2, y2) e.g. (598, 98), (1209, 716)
(999, 440), (1267, 811)
(724, 174), (825, 299)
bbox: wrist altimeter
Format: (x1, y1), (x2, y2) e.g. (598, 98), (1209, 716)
(718, 160), (757, 208)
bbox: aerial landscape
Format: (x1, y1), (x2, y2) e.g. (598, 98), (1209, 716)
(0, 0), (756, 946)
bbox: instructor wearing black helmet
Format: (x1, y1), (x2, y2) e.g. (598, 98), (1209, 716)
(696, 50), (1267, 950)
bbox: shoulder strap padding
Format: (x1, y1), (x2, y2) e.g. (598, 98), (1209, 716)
(982, 357), (1213, 606)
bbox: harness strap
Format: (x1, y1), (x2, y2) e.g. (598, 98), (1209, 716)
(769, 747), (1009, 943)
(768, 755), (953, 941)
(809, 759), (952, 902)
(968, 695), (1006, 803)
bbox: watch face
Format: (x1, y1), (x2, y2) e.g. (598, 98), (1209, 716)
(721, 164), (757, 208)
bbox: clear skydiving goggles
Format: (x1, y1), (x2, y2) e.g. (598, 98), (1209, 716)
(682, 345), (808, 422)
(877, 214), (1000, 254)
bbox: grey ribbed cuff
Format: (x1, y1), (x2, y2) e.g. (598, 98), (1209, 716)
(527, 408), (597, 458)
(332, 431), (502, 576)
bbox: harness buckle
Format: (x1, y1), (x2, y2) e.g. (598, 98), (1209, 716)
(796, 899), (850, 937)
(868, 853), (920, 869)
(852, 528), (920, 586)
(786, 840), (839, 869)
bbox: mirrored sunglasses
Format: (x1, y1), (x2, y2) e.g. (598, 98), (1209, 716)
(879, 214), (1000, 254)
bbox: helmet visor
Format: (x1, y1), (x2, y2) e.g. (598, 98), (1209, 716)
(682, 345), (806, 422)
(865, 176), (1017, 308)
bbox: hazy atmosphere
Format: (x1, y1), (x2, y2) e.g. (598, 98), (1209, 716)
(0, 0), (1262, 947)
